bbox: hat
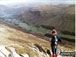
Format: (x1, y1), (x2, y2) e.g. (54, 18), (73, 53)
(52, 29), (57, 35)
(52, 31), (56, 34)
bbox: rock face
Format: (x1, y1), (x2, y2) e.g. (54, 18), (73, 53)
(0, 45), (51, 57)
(0, 46), (10, 57)
(0, 45), (63, 57)
(0, 46), (30, 57)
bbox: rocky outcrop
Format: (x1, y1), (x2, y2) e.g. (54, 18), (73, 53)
(0, 44), (51, 57)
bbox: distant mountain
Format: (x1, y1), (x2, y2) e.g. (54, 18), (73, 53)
(14, 4), (75, 33)
(0, 5), (16, 16)
(0, 4), (75, 34)
(0, 5), (9, 15)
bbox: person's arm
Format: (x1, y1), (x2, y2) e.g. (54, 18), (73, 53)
(57, 35), (62, 42)
(49, 38), (51, 41)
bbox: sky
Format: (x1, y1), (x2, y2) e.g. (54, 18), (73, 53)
(0, 0), (75, 5)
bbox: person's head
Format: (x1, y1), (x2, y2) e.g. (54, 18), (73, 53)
(52, 28), (57, 35)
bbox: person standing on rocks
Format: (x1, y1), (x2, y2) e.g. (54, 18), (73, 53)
(50, 28), (61, 57)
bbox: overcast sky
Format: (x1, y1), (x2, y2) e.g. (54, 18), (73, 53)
(0, 0), (75, 5)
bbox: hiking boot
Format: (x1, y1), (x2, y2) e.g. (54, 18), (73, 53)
(52, 54), (56, 57)
(55, 54), (57, 57)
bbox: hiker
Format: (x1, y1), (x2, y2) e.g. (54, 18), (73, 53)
(50, 28), (61, 57)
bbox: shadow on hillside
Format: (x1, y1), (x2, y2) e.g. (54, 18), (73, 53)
(44, 33), (52, 38)
(61, 31), (75, 36)
(44, 33), (75, 43)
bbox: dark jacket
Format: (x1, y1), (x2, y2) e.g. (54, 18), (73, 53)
(51, 35), (61, 48)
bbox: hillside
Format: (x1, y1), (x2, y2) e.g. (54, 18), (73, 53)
(0, 4), (75, 34)
(0, 4), (75, 42)
(0, 20), (75, 57)
(0, 1), (75, 57)
(0, 20), (50, 57)
(0, 4), (75, 43)
(16, 4), (75, 34)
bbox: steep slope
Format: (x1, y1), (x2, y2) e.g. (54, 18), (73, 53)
(15, 4), (75, 34)
(0, 4), (75, 46)
(0, 20), (50, 57)
(0, 4), (75, 35)
(0, 20), (75, 57)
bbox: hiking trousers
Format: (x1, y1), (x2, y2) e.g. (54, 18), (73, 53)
(52, 45), (57, 55)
